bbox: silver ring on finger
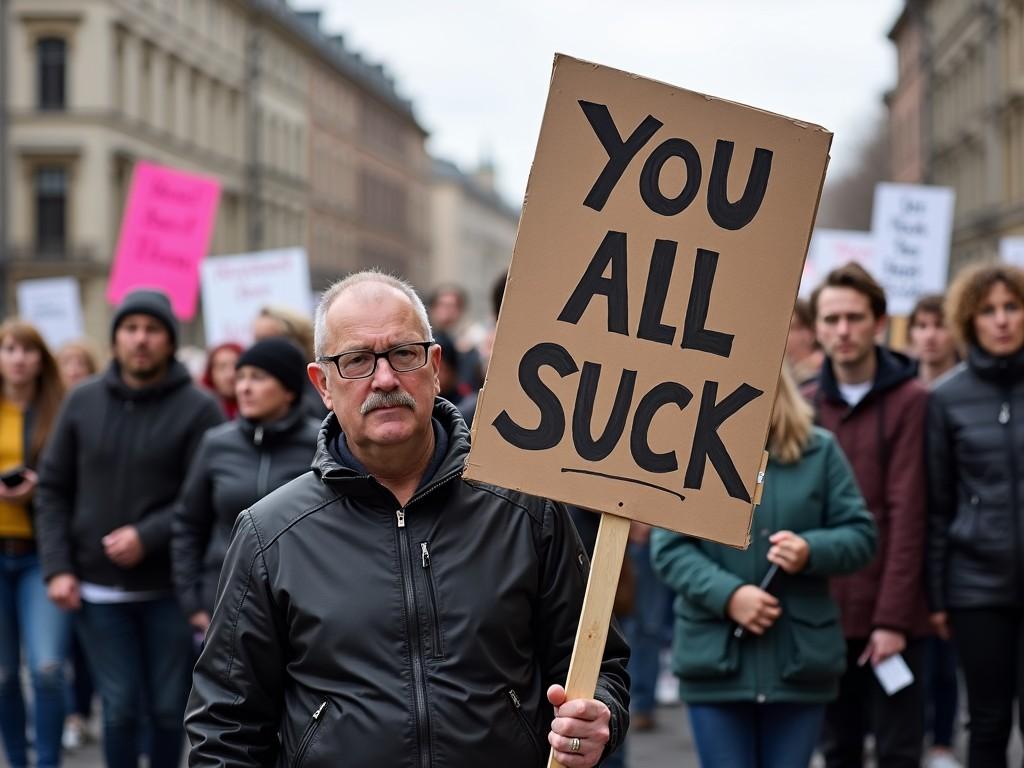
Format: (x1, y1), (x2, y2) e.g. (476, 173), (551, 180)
(570, 736), (581, 753)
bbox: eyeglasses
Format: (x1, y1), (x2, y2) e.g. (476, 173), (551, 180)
(317, 341), (434, 380)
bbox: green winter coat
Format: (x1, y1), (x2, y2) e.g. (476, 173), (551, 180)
(650, 427), (876, 704)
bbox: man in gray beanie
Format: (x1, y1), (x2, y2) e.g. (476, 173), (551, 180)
(36, 287), (223, 768)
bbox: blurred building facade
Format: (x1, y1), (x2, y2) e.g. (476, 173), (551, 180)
(0, 0), (429, 340)
(888, 0), (1024, 271)
(430, 157), (518, 327)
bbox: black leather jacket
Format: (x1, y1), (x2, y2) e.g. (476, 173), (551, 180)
(927, 345), (1024, 611)
(171, 405), (322, 617)
(185, 399), (629, 767)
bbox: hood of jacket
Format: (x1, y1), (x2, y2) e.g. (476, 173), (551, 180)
(311, 396), (470, 490)
(817, 346), (917, 412)
(236, 402), (320, 447)
(966, 343), (1024, 385)
(103, 358), (194, 402)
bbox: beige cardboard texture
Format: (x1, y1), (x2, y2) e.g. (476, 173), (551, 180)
(464, 55), (832, 547)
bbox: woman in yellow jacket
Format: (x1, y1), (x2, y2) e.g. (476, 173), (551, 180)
(0, 320), (67, 768)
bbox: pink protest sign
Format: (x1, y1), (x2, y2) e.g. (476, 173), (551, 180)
(106, 161), (221, 319)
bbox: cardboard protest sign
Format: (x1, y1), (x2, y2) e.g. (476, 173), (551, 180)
(107, 161), (221, 319)
(200, 248), (312, 348)
(801, 229), (875, 297)
(464, 55), (832, 547)
(1000, 237), (1024, 268)
(871, 182), (955, 316)
(16, 277), (84, 349)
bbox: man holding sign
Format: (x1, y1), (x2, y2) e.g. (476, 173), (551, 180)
(185, 272), (629, 768)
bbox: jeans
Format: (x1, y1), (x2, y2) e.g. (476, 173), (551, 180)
(822, 638), (925, 768)
(76, 597), (193, 768)
(0, 552), (71, 768)
(688, 701), (825, 767)
(66, 626), (94, 719)
(949, 607), (1024, 768)
(623, 540), (672, 715)
(924, 634), (958, 749)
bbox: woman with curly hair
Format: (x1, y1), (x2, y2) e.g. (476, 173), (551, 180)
(927, 262), (1024, 766)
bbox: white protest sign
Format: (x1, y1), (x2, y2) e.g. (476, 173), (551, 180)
(801, 229), (876, 297)
(16, 277), (85, 349)
(200, 248), (312, 348)
(871, 183), (955, 315)
(1000, 237), (1024, 268)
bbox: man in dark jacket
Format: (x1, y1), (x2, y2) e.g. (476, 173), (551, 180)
(185, 271), (630, 768)
(36, 289), (224, 768)
(803, 264), (930, 768)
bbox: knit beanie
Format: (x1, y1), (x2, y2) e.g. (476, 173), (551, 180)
(111, 289), (178, 347)
(236, 337), (307, 397)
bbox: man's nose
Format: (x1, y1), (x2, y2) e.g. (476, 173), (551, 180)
(371, 356), (399, 387)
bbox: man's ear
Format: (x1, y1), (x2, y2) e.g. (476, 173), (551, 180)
(307, 362), (333, 410)
(428, 344), (442, 396)
(874, 314), (889, 344)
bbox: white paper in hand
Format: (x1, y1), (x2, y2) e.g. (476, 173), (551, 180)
(873, 654), (914, 696)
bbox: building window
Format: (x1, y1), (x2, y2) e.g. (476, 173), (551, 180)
(37, 38), (67, 110)
(35, 167), (68, 253)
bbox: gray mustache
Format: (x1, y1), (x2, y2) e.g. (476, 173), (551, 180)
(360, 390), (417, 415)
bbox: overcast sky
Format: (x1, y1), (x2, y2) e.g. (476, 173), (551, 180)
(293, 0), (904, 206)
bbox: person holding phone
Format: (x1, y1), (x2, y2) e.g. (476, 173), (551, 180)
(0, 320), (67, 768)
(651, 366), (876, 768)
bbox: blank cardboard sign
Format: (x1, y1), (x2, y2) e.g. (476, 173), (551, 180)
(464, 55), (832, 547)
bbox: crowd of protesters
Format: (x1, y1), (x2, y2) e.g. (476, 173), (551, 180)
(0, 257), (1022, 767)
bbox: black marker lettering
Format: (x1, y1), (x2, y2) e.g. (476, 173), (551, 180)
(579, 101), (663, 211)
(684, 380), (764, 501)
(681, 248), (734, 358)
(639, 138), (702, 216)
(637, 239), (678, 345)
(557, 230), (629, 335)
(492, 342), (578, 450)
(706, 140), (773, 230)
(572, 363), (637, 461)
(630, 382), (693, 473)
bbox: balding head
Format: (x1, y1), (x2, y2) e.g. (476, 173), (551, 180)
(314, 271), (432, 358)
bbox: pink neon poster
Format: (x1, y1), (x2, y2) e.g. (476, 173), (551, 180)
(106, 161), (221, 319)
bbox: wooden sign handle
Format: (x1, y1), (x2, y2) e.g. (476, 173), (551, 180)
(548, 512), (631, 768)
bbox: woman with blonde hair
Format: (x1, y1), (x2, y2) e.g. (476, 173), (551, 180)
(252, 305), (326, 418)
(0, 320), (69, 768)
(56, 340), (99, 390)
(652, 365), (876, 767)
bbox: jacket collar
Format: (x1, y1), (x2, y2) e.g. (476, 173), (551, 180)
(967, 343), (1024, 384)
(817, 346), (916, 410)
(103, 358), (193, 402)
(237, 403), (314, 446)
(312, 397), (469, 498)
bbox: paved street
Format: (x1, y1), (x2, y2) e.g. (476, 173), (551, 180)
(57, 698), (1024, 768)
(61, 703), (699, 767)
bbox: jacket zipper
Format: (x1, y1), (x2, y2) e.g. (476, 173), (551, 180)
(396, 509), (432, 768)
(292, 700), (328, 768)
(507, 688), (542, 758)
(1000, 397), (1022, 601)
(406, 469), (462, 508)
(254, 426), (271, 497)
(420, 542), (444, 658)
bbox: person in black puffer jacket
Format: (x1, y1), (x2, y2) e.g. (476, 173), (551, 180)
(927, 262), (1024, 767)
(172, 338), (321, 636)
